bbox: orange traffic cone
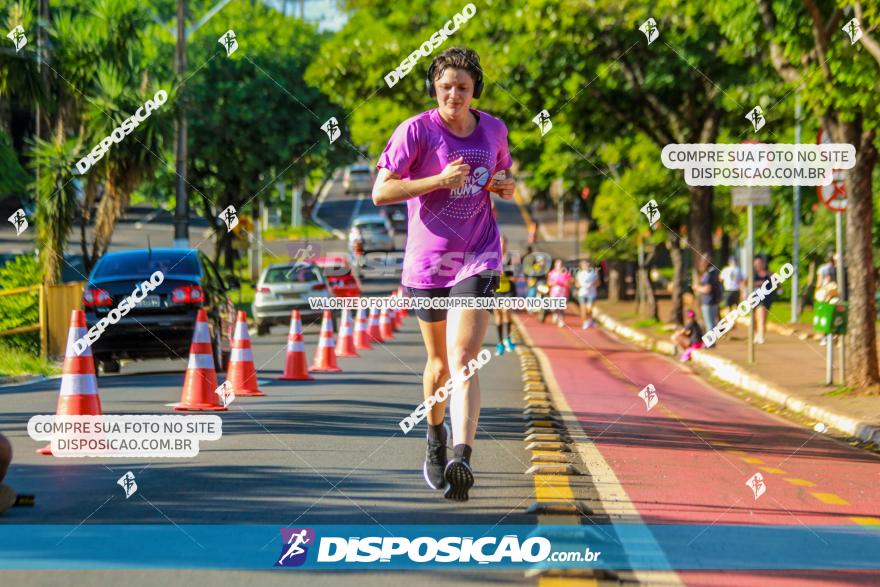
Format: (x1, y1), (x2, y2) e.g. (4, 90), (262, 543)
(368, 306), (384, 343)
(310, 310), (342, 372)
(354, 308), (372, 351)
(224, 311), (264, 396)
(335, 309), (359, 358)
(280, 310), (313, 380)
(388, 293), (400, 332)
(379, 307), (395, 340)
(174, 309), (226, 411)
(38, 310), (103, 455)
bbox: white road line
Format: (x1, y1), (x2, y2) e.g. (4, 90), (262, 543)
(515, 317), (682, 585)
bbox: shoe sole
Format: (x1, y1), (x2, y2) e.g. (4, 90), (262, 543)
(443, 460), (474, 502)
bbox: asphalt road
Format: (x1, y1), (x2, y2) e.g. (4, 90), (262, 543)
(1, 273), (543, 585)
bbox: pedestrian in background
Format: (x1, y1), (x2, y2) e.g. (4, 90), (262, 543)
(753, 255), (774, 344)
(695, 258), (721, 334)
(720, 256), (744, 330)
(671, 309), (704, 362)
(548, 259), (573, 327)
(576, 259), (599, 329)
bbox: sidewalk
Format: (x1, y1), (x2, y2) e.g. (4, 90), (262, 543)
(586, 298), (880, 445)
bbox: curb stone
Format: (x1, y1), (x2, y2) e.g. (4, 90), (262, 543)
(592, 307), (880, 446)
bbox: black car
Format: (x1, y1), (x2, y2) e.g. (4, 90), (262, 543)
(83, 248), (236, 374)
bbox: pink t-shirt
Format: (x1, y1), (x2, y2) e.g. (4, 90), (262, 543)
(548, 269), (573, 298)
(377, 108), (512, 289)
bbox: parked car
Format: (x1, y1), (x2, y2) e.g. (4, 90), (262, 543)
(348, 214), (394, 254)
(83, 248), (236, 374)
(310, 256), (362, 298)
(343, 164), (376, 194)
(382, 203), (408, 233)
(253, 261), (332, 335)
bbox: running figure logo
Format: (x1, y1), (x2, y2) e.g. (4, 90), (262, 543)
(640, 199), (660, 228)
(745, 472), (766, 500)
(639, 18), (659, 45)
(117, 471), (138, 499)
(215, 381), (235, 408)
(275, 528), (315, 567)
(219, 205), (239, 232)
(746, 106), (765, 132)
(8, 208), (28, 236)
(321, 117), (340, 144)
(533, 109), (552, 136)
(218, 30), (238, 56)
(638, 384), (658, 412)
(842, 18), (862, 45)
(7, 25), (27, 52)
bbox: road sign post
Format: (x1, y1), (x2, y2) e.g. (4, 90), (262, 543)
(732, 186), (770, 365)
(817, 127), (848, 385)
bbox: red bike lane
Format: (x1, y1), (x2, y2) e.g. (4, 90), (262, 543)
(516, 312), (880, 586)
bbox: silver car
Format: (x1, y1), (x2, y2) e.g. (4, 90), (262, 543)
(343, 164), (376, 194)
(253, 262), (331, 335)
(349, 214), (395, 253)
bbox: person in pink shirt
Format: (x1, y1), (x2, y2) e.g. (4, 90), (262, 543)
(547, 259), (573, 327)
(372, 47), (515, 502)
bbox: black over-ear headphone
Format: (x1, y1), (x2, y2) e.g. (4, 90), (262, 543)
(425, 49), (484, 99)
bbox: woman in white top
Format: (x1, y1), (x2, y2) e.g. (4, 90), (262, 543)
(575, 259), (599, 329)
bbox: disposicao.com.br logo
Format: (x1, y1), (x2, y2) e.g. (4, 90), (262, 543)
(272, 526), (603, 569)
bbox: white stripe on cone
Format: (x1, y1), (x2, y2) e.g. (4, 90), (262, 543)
(192, 321), (211, 343)
(66, 327), (91, 357)
(234, 321), (250, 340)
(59, 373), (99, 397)
(188, 353), (215, 370)
(230, 348), (254, 362)
(318, 336), (336, 348)
(287, 340), (305, 352)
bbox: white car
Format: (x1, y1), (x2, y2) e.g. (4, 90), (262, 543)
(252, 262), (332, 335)
(349, 214), (395, 254)
(343, 164), (376, 194)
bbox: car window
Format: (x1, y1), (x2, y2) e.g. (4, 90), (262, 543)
(93, 251), (200, 278)
(265, 266), (319, 284)
(356, 221), (387, 231)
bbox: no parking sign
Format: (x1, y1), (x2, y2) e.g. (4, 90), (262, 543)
(816, 128), (847, 212)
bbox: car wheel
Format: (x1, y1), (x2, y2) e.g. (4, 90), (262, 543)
(256, 321), (270, 336)
(99, 359), (121, 374)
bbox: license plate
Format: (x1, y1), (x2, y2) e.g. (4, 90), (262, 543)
(138, 295), (162, 309)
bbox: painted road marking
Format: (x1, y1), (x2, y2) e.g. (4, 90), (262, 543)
(520, 319), (682, 586)
(539, 578), (599, 587)
(849, 516), (880, 526)
(534, 474), (576, 502)
(810, 492), (850, 505)
(740, 456), (764, 464)
(759, 467), (787, 474)
(784, 478), (816, 487)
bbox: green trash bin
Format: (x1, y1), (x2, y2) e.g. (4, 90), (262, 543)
(813, 301), (848, 335)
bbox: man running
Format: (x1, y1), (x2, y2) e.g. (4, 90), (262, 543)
(372, 47), (515, 501)
(575, 259), (599, 329)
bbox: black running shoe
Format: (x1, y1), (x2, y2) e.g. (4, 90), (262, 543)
(443, 458), (474, 502)
(423, 425), (449, 490)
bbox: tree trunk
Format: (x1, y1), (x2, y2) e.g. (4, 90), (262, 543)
(688, 184), (714, 265)
(839, 122), (880, 390)
(637, 248), (658, 320)
(607, 261), (621, 303)
(668, 232), (685, 325)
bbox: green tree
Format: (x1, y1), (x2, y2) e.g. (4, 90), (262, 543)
(717, 0), (880, 390)
(185, 1), (353, 270)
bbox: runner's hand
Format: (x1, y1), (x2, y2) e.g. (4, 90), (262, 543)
(437, 157), (470, 190)
(492, 178), (516, 200)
